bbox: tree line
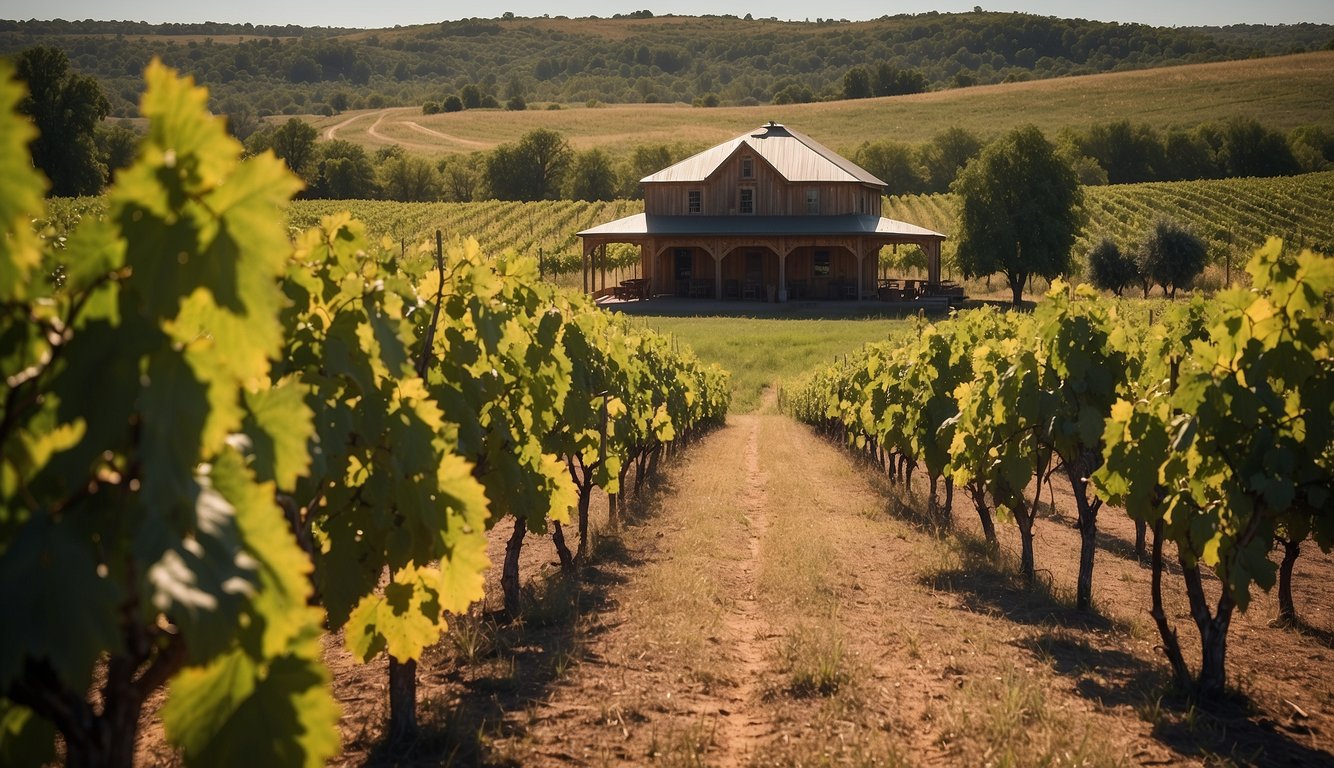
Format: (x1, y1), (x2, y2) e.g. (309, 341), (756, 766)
(857, 119), (1333, 197)
(2, 12), (1329, 117)
(11, 46), (1333, 206)
(240, 120), (700, 203)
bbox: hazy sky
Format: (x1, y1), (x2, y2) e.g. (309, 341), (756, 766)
(4, 1), (1332, 28)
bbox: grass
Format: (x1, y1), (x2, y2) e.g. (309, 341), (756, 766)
(624, 315), (911, 413)
(309, 52), (1334, 158)
(780, 623), (852, 698)
(936, 666), (1124, 768)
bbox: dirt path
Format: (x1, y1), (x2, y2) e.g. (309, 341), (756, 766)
(365, 108), (435, 149)
(477, 404), (1333, 766)
(711, 411), (774, 765)
(323, 111), (366, 141)
(401, 121), (492, 149)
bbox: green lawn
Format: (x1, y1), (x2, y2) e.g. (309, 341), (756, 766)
(628, 315), (911, 413)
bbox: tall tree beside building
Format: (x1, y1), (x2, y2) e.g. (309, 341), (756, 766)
(952, 125), (1083, 305)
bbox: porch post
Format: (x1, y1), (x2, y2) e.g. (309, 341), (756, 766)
(600, 244), (607, 293)
(778, 251), (787, 301)
(714, 251), (723, 300)
(641, 243), (651, 296)
(582, 242), (589, 294)
(927, 239), (941, 285)
(855, 247), (864, 302)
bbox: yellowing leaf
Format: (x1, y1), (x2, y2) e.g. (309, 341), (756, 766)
(345, 563), (445, 664)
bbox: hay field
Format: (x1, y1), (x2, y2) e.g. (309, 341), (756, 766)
(307, 51), (1334, 157)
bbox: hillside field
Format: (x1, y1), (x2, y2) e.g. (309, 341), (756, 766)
(306, 52), (1334, 158)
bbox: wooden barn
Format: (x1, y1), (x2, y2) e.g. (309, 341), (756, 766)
(578, 122), (950, 303)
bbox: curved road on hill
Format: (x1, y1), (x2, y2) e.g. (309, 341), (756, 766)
(323, 107), (492, 152)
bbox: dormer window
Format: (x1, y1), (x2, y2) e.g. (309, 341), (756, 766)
(688, 189), (702, 214)
(739, 188), (754, 215)
(806, 189), (820, 215)
(741, 156), (754, 179)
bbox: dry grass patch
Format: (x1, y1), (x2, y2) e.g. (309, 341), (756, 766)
(935, 665), (1122, 768)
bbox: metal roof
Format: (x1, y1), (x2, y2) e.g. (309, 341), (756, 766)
(578, 213), (944, 239)
(640, 123), (887, 187)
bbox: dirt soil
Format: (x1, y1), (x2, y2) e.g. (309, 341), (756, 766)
(132, 400), (1334, 767)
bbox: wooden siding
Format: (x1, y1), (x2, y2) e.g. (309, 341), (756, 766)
(644, 146), (881, 217)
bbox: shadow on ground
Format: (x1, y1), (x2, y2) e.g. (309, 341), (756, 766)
(355, 463), (693, 766)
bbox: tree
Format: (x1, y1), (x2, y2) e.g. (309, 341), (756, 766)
(1218, 118), (1300, 178)
(1138, 219), (1207, 298)
(953, 126), (1083, 305)
(918, 127), (983, 193)
(772, 83), (814, 104)
(1087, 238), (1138, 296)
(287, 55), (321, 83)
(220, 97), (260, 142)
(873, 62), (928, 96)
(503, 77), (529, 110)
(438, 153), (481, 201)
(264, 118), (319, 183)
(310, 140), (377, 199)
(842, 66), (872, 99)
(486, 129), (572, 201)
(443, 95), (463, 112)
(565, 149), (617, 201)
(94, 120), (141, 185)
(15, 46), (110, 196)
(854, 140), (926, 195)
(1289, 125), (1333, 172)
(379, 155), (441, 201)
(1162, 128), (1218, 181)
(1078, 120), (1165, 184)
(460, 84), (481, 109)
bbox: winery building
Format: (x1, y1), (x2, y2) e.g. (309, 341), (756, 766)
(577, 122), (947, 302)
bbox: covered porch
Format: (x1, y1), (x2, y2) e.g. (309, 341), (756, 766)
(578, 214), (946, 303)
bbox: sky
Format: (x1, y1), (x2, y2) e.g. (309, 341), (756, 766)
(2, 1), (1331, 28)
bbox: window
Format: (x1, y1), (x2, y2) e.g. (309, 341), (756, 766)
(687, 189), (702, 214)
(739, 188), (754, 215)
(741, 156), (754, 179)
(813, 250), (831, 277)
(806, 188), (820, 215)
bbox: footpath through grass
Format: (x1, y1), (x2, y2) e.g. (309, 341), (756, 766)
(627, 315), (911, 413)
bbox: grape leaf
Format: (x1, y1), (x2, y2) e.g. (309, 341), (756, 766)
(161, 637), (339, 768)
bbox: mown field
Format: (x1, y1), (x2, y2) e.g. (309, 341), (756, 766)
(307, 52), (1334, 157)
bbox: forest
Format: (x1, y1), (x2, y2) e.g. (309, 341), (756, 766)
(1, 12), (1331, 118)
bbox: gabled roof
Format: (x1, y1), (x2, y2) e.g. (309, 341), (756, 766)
(578, 214), (944, 240)
(641, 123), (886, 187)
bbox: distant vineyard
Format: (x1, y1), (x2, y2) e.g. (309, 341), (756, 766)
(886, 171), (1334, 273)
(288, 199), (646, 275)
(45, 172), (1332, 280)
